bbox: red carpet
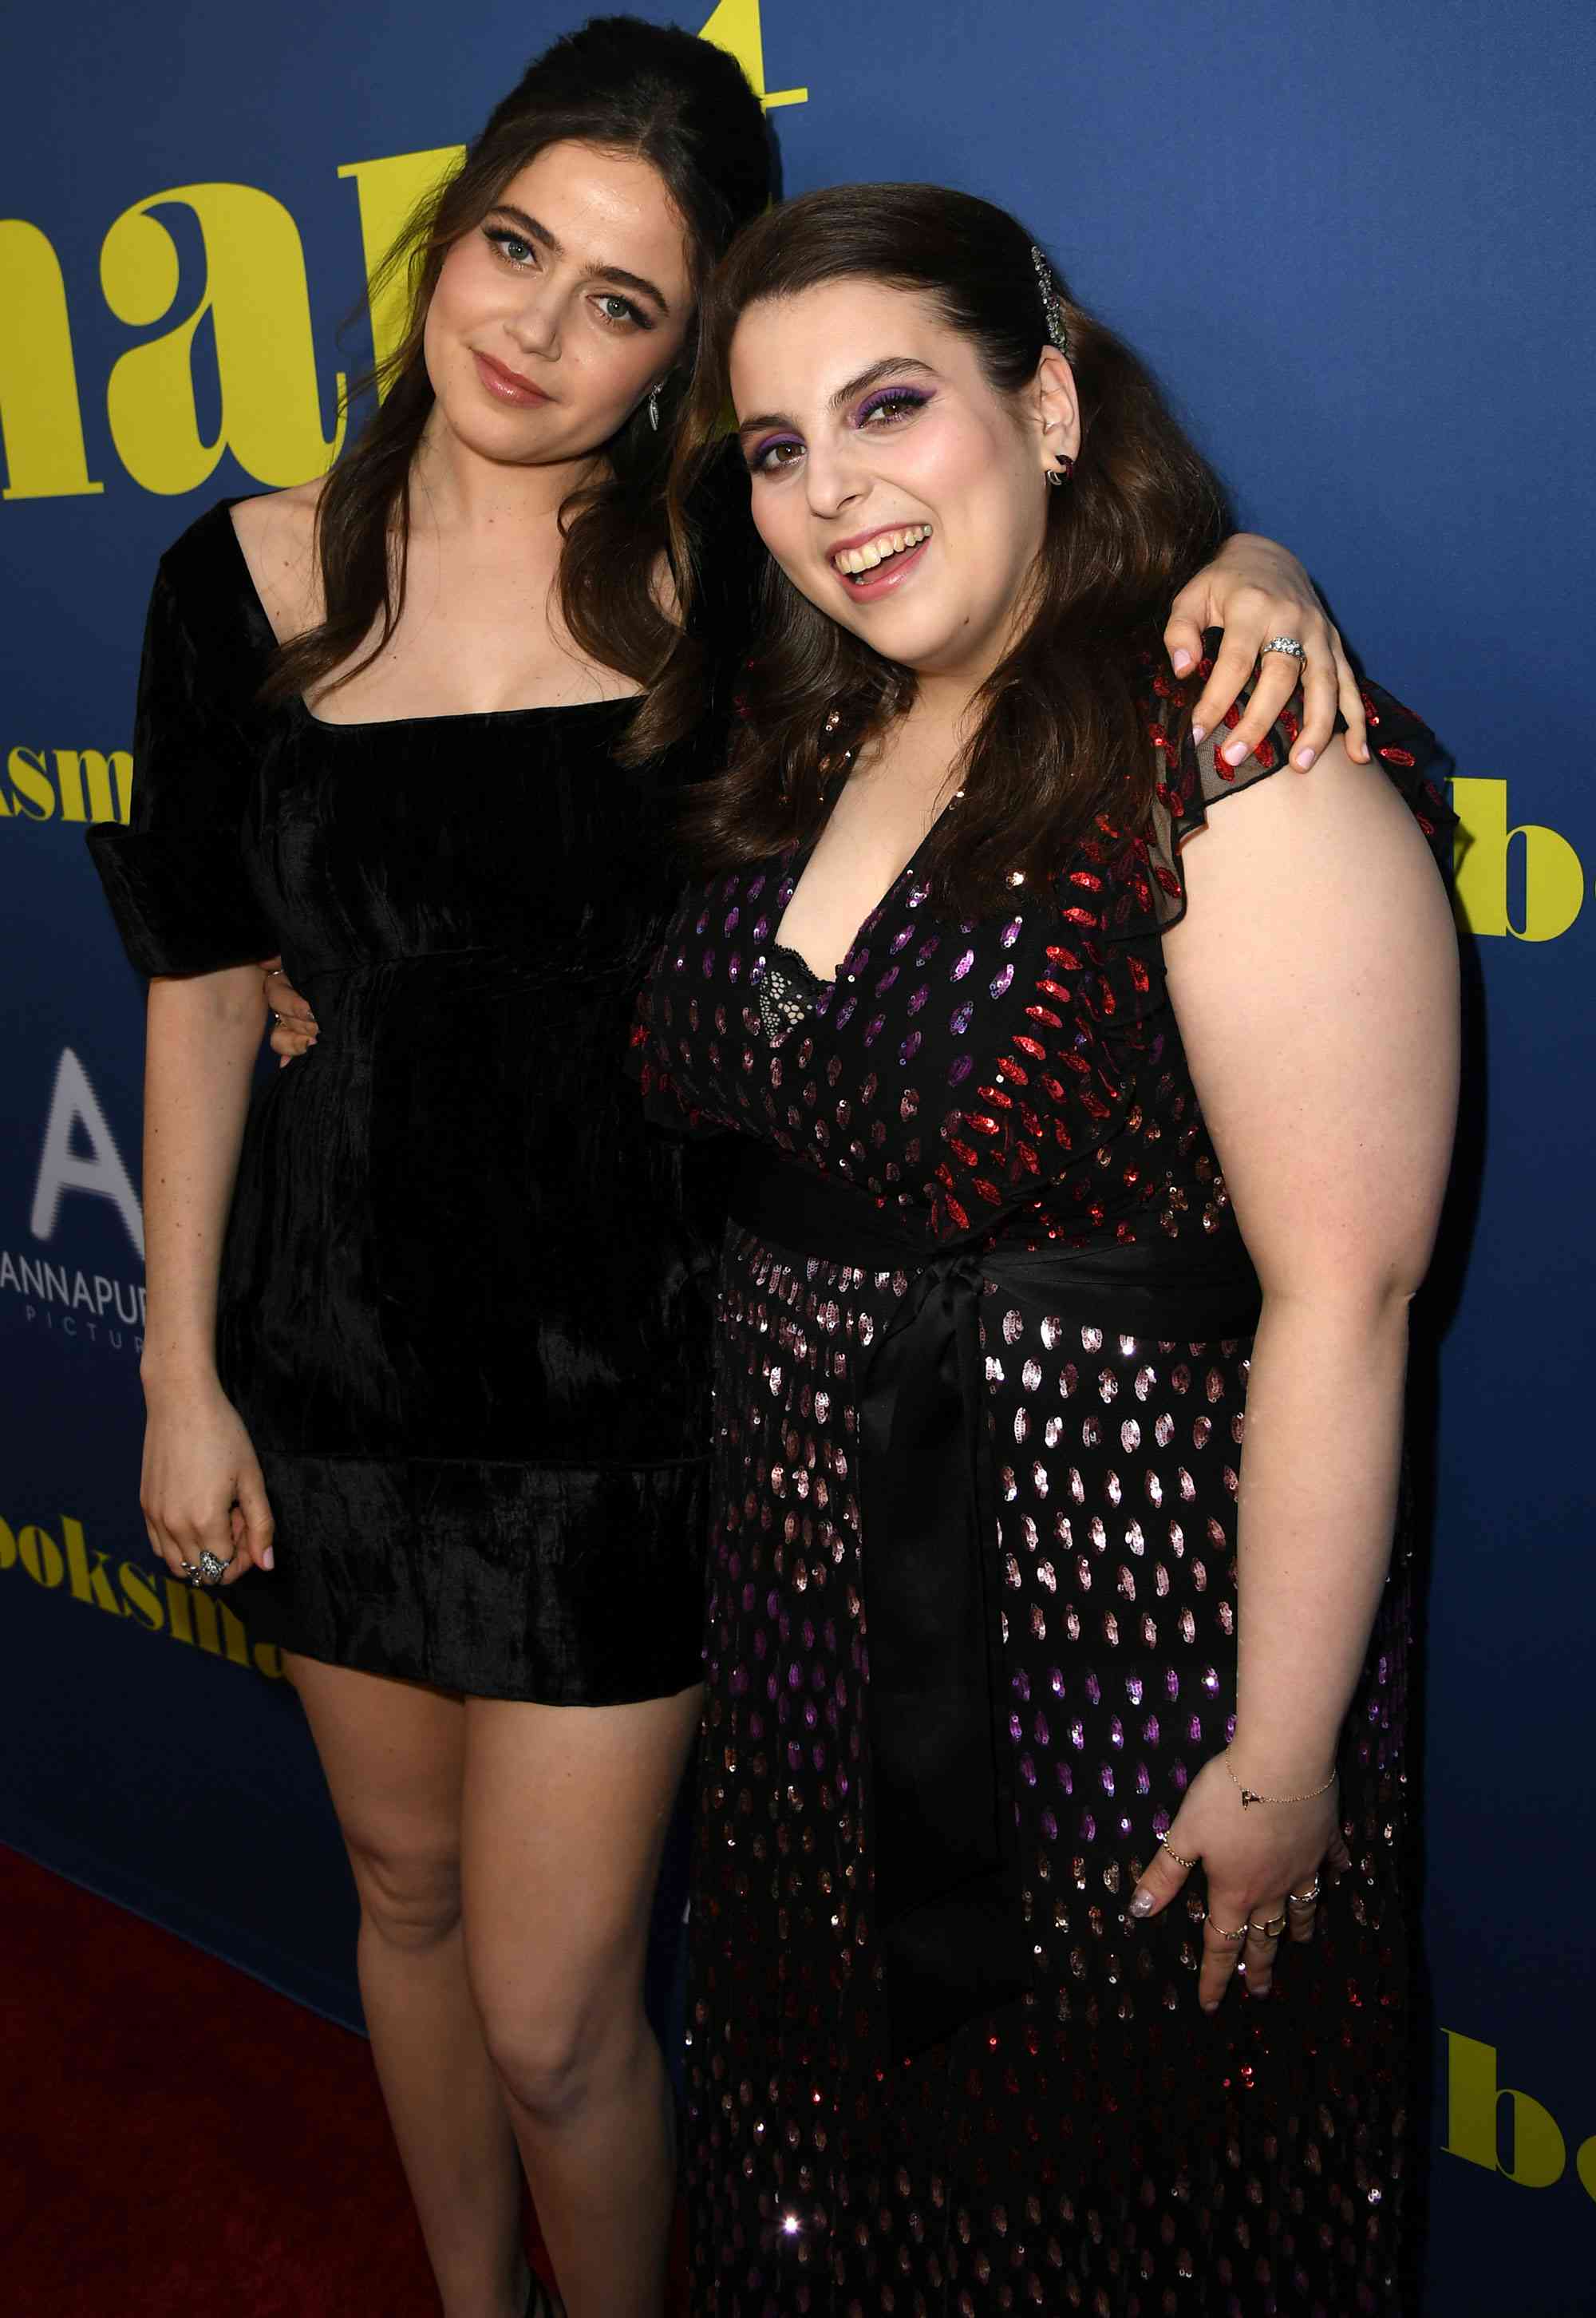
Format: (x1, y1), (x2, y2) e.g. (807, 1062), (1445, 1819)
(1, 1846), (687, 2315)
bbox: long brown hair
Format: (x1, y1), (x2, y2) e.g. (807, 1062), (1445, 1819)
(263, 17), (772, 707)
(639, 184), (1230, 912)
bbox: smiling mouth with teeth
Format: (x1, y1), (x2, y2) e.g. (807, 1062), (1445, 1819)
(832, 524), (933, 581)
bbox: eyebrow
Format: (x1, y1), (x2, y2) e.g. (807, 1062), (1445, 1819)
(488, 203), (672, 315)
(735, 357), (939, 441)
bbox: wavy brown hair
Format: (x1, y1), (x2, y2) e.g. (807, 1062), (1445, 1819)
(263, 16), (772, 708)
(637, 183), (1230, 911)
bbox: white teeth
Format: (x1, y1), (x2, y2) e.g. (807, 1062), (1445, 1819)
(834, 524), (930, 578)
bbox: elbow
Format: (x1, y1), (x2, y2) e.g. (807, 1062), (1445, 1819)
(1258, 1256), (1430, 1333)
(148, 964), (268, 1038)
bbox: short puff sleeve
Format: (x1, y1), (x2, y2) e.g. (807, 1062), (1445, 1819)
(1098, 631), (1456, 945)
(87, 537), (278, 975)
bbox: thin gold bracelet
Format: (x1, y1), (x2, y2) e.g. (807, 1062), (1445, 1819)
(1225, 1753), (1337, 1811)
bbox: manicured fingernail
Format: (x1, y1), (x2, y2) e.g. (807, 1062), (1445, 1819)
(1171, 648), (1192, 674)
(1201, 1999), (1219, 2013)
(262, 1547), (275, 1570)
(1294, 746), (1316, 771)
(1190, 722), (1206, 745)
(1222, 738), (1249, 766)
(1128, 1889), (1154, 1917)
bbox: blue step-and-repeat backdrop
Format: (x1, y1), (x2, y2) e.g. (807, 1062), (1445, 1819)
(2, 4), (1591, 2310)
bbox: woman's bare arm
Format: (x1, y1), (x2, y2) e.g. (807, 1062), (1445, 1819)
(1130, 739), (1459, 2004)
(140, 968), (277, 1582)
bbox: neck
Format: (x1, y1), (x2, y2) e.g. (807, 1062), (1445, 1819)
(412, 407), (602, 537)
(907, 669), (986, 735)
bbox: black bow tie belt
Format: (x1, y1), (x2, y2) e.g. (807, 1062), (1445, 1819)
(727, 1149), (1262, 2061)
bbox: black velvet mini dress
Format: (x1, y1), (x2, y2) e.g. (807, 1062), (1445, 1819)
(89, 495), (740, 1703)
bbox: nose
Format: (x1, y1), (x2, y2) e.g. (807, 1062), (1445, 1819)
(802, 435), (867, 523)
(504, 279), (562, 362)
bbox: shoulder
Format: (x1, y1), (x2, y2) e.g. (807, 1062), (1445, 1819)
(1099, 639), (1452, 943)
(1165, 730), (1457, 1019)
(227, 479), (325, 646)
(139, 487), (313, 701)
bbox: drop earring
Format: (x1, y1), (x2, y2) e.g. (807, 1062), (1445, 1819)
(647, 386), (661, 432)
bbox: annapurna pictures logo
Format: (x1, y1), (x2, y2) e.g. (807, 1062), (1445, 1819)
(2, 1047), (146, 1351)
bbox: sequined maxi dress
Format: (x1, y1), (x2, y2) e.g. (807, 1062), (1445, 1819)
(634, 668), (1454, 2317)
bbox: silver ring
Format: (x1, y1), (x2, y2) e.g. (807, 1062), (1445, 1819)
(266, 966), (286, 980)
(196, 1548), (235, 1586)
(177, 1559), (206, 1588)
(1260, 635), (1307, 663)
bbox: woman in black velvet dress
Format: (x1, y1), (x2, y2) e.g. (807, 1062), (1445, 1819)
(91, 25), (1373, 2318)
(90, 27), (774, 2318)
(634, 188), (1459, 2315)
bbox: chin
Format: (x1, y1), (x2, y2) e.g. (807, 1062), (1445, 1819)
(836, 603), (958, 672)
(445, 394), (555, 461)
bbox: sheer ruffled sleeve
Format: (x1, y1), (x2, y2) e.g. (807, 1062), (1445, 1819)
(1098, 631), (1456, 944)
(87, 528), (277, 976)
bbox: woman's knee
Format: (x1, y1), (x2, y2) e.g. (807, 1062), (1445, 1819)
(474, 1967), (650, 2125)
(345, 1829), (464, 1953)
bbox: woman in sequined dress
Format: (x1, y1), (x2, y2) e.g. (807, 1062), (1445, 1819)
(634, 185), (1460, 2316)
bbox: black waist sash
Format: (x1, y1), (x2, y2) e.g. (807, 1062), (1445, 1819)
(727, 1148), (1262, 2060)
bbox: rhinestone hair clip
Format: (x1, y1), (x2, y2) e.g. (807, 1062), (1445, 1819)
(1030, 243), (1069, 358)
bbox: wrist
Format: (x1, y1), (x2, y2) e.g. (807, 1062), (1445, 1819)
(140, 1351), (222, 1402)
(1223, 1741), (1338, 1809)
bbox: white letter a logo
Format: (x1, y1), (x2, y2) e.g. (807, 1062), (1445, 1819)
(30, 1048), (144, 1259)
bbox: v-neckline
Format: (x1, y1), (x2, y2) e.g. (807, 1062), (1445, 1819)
(769, 785), (962, 988)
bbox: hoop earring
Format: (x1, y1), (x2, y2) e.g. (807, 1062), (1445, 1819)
(648, 386), (661, 432)
(1045, 453), (1075, 489)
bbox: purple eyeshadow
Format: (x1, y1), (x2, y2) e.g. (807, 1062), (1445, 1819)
(855, 386), (933, 423)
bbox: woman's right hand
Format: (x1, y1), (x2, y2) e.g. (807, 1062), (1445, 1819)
(140, 1378), (275, 1584)
(259, 955), (318, 1066)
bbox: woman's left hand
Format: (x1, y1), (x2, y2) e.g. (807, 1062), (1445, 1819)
(1125, 1752), (1352, 2011)
(1164, 535), (1371, 773)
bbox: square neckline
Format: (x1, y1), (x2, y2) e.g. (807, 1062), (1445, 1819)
(218, 496), (641, 734)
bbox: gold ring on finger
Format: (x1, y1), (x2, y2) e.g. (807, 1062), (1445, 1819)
(1159, 1841), (1199, 1871)
(1249, 1915), (1288, 1941)
(1204, 1916), (1247, 1944)
(1288, 1885), (1321, 1907)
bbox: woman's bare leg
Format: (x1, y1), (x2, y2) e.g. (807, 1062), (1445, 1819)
(286, 1653), (531, 2318)
(462, 1685), (702, 2318)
